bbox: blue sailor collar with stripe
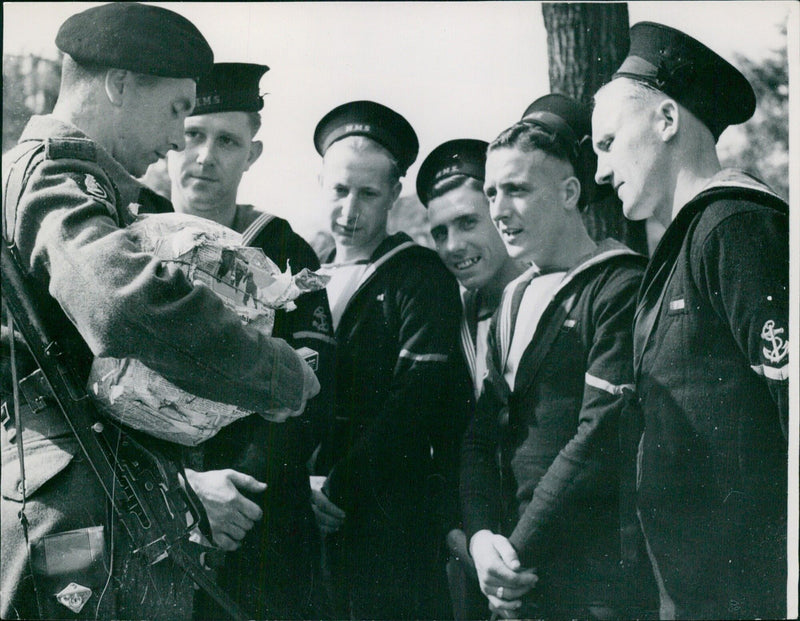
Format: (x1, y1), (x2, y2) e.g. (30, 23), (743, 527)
(501, 237), (640, 303)
(232, 204), (277, 242)
(324, 232), (419, 325)
(459, 285), (501, 394)
(560, 237), (643, 286)
(653, 168), (786, 260)
(635, 167), (787, 377)
(647, 169), (786, 272)
(459, 287), (480, 382)
(695, 168), (785, 203)
(494, 238), (643, 375)
(353, 232), (418, 293)
(324, 231), (417, 267)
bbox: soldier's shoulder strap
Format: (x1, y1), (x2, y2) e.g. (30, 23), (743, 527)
(42, 136), (98, 162)
(3, 136), (121, 242)
(2, 141), (45, 243)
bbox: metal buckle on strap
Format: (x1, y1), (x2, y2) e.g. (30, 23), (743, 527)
(19, 369), (52, 413)
(1, 401), (11, 430)
(1, 401), (19, 442)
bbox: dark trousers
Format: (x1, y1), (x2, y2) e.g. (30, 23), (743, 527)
(194, 510), (326, 620)
(324, 515), (451, 620)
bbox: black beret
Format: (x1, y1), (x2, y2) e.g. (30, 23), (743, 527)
(56, 2), (213, 81)
(416, 139), (488, 207)
(314, 100), (419, 175)
(192, 63), (269, 116)
(612, 21), (755, 140)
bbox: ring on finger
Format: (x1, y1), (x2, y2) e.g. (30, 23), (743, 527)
(496, 586), (504, 599)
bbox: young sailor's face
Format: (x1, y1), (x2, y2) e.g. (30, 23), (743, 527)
(484, 147), (571, 268)
(321, 142), (399, 250)
(168, 111), (259, 216)
(428, 184), (510, 291)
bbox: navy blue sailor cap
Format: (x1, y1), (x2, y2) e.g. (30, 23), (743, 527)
(521, 93), (598, 208)
(314, 100), (419, 175)
(416, 139), (489, 207)
(521, 94), (591, 158)
(521, 93), (593, 172)
(612, 21), (755, 140)
(192, 63), (270, 115)
(56, 2), (214, 81)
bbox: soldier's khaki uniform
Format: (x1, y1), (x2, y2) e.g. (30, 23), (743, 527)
(1, 115), (306, 620)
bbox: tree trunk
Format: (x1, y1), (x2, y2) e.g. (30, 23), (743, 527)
(541, 3), (648, 255)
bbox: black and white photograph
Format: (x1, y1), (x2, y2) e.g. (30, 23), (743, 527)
(2, 2), (797, 620)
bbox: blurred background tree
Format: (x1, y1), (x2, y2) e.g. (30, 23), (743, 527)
(720, 30), (789, 201)
(542, 3), (629, 107)
(541, 2), (649, 255)
(388, 195), (434, 247)
(3, 54), (61, 153)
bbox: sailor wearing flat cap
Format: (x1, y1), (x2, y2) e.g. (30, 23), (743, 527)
(593, 22), (789, 620)
(169, 62), (270, 228)
(310, 101), (471, 619)
(417, 139), (522, 397)
(1, 5), (319, 620)
(417, 139), (523, 620)
(521, 93), (606, 210)
(461, 93), (648, 619)
(168, 62), (336, 620)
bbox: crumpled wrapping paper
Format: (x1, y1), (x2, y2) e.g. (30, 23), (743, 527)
(88, 212), (328, 446)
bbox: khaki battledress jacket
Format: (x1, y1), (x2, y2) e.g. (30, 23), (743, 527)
(1, 115), (305, 620)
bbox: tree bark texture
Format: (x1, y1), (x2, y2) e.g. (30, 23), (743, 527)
(542, 3), (630, 105)
(541, 3), (648, 255)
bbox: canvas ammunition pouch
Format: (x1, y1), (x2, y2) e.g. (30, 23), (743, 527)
(1, 369), (79, 502)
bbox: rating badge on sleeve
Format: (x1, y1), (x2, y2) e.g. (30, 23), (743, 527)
(56, 582), (93, 613)
(761, 319), (788, 364)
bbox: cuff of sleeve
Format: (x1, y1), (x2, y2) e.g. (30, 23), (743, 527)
(322, 466), (351, 513)
(269, 340), (305, 411)
(508, 529), (532, 567)
(462, 513), (494, 544)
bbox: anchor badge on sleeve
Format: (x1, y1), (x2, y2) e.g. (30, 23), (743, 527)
(761, 320), (788, 364)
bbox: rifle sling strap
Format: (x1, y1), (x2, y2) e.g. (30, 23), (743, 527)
(2, 142), (247, 621)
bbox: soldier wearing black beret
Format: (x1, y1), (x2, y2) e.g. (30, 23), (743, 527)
(167, 62), (336, 620)
(1, 5), (319, 620)
(55, 1), (213, 81)
(310, 101), (472, 619)
(593, 22), (789, 620)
